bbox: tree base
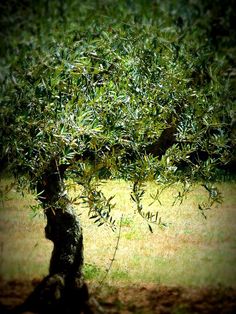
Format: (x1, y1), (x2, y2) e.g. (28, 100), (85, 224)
(10, 274), (100, 314)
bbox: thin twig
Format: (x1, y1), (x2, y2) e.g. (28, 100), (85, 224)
(95, 214), (123, 291)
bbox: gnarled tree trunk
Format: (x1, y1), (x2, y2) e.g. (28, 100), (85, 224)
(12, 160), (93, 314)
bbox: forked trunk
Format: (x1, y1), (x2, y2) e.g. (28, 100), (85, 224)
(12, 160), (93, 314)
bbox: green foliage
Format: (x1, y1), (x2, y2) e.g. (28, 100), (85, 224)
(131, 181), (160, 230)
(0, 0), (235, 227)
(84, 263), (102, 280)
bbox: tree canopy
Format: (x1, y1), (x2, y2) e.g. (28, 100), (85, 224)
(0, 0), (235, 226)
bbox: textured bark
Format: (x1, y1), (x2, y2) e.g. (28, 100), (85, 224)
(46, 206), (84, 277)
(145, 125), (177, 158)
(12, 160), (93, 313)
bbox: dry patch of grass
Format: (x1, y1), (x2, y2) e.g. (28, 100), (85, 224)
(0, 177), (236, 289)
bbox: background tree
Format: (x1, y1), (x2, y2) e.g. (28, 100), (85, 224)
(0, 0), (235, 313)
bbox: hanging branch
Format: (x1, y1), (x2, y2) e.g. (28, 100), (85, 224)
(198, 183), (223, 219)
(74, 164), (117, 230)
(83, 187), (117, 231)
(130, 181), (166, 232)
(172, 181), (192, 206)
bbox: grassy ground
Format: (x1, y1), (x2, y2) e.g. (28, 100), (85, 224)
(0, 177), (236, 289)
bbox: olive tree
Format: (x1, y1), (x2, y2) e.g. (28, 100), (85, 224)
(0, 0), (234, 313)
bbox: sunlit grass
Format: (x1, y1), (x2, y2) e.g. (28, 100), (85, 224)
(0, 178), (236, 288)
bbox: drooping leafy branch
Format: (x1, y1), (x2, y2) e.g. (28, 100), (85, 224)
(75, 165), (117, 230)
